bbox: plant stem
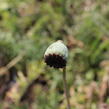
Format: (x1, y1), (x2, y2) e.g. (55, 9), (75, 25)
(62, 67), (71, 109)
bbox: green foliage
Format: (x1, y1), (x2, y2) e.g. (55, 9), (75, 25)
(0, 0), (109, 109)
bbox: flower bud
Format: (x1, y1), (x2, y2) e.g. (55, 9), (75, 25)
(44, 40), (68, 68)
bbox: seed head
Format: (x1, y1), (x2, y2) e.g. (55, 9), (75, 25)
(44, 40), (68, 68)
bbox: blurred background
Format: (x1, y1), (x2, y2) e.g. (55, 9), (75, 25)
(0, 0), (109, 109)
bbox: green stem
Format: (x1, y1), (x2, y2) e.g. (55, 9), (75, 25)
(63, 67), (71, 109)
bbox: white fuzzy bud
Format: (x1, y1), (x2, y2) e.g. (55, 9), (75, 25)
(44, 40), (68, 68)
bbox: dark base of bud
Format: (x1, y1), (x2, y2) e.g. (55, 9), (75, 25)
(44, 54), (66, 68)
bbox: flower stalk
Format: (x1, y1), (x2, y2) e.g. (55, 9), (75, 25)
(63, 67), (71, 109)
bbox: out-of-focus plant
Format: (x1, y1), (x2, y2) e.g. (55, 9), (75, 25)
(0, 0), (109, 109)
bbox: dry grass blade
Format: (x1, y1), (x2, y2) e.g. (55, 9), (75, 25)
(0, 52), (25, 76)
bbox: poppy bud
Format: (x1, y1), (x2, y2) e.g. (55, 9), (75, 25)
(44, 40), (68, 68)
